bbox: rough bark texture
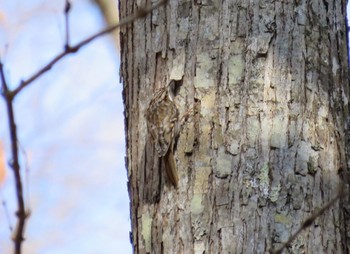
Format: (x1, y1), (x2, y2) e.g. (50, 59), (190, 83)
(120, 0), (350, 253)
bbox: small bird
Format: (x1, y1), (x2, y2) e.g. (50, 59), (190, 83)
(146, 80), (179, 187)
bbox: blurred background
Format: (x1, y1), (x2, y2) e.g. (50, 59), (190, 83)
(0, 0), (131, 253)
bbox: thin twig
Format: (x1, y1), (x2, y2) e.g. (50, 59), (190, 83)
(11, 0), (169, 98)
(0, 62), (29, 254)
(64, 0), (71, 50)
(273, 187), (347, 254)
(0, 188), (13, 232)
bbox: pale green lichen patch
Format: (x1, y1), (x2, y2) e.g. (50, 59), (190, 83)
(270, 114), (287, 149)
(194, 52), (217, 88)
(193, 166), (211, 193)
(274, 213), (291, 225)
(258, 163), (270, 197)
(307, 157), (317, 175)
(246, 116), (260, 146)
(296, 141), (312, 175)
(194, 241), (206, 254)
(317, 105), (328, 118)
(170, 50), (186, 80)
(215, 148), (232, 178)
(191, 194), (204, 215)
(247, 33), (273, 55)
(141, 212), (153, 252)
(228, 54), (245, 85)
(200, 91), (216, 116)
(269, 183), (281, 202)
(197, 5), (220, 44)
(230, 39), (245, 55)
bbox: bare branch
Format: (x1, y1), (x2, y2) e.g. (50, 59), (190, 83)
(64, 0), (72, 49)
(0, 62), (30, 254)
(11, 0), (169, 98)
(273, 186), (347, 254)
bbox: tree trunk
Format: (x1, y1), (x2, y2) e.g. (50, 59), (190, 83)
(119, 0), (350, 253)
(94, 0), (119, 48)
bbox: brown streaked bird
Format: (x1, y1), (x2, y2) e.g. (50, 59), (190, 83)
(146, 80), (179, 187)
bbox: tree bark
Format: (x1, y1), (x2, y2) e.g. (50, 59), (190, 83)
(120, 0), (350, 253)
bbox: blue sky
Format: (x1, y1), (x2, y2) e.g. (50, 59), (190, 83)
(0, 0), (131, 253)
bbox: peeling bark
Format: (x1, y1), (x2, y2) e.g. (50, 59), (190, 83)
(120, 0), (350, 253)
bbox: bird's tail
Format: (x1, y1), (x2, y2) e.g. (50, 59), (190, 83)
(163, 150), (178, 188)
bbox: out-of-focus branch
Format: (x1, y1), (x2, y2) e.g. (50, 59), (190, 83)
(11, 0), (169, 98)
(0, 62), (30, 254)
(64, 0), (71, 49)
(0, 189), (13, 232)
(273, 186), (347, 254)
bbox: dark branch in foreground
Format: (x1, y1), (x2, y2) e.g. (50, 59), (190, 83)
(11, 0), (169, 98)
(0, 0), (169, 253)
(0, 62), (30, 254)
(273, 186), (347, 254)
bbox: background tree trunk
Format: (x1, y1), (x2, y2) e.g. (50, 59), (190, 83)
(120, 0), (350, 253)
(94, 0), (119, 48)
